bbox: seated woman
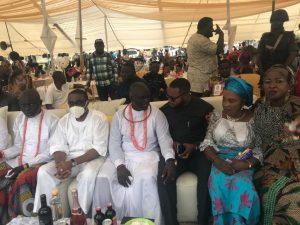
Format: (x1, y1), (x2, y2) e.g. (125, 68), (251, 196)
(254, 65), (300, 224)
(8, 68), (33, 98)
(201, 77), (262, 225)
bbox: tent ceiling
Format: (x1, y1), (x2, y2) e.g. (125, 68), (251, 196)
(0, 0), (299, 57)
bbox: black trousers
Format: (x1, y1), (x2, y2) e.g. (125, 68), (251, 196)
(96, 84), (117, 101)
(157, 151), (212, 225)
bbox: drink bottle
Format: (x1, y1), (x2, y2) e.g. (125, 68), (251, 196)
(38, 194), (53, 225)
(105, 203), (117, 225)
(70, 189), (87, 225)
(94, 207), (105, 225)
(50, 189), (63, 221)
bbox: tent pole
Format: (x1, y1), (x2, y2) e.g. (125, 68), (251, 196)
(226, 0), (232, 52)
(104, 15), (108, 52)
(5, 22), (13, 51)
(272, 0), (276, 12)
(78, 0), (84, 74)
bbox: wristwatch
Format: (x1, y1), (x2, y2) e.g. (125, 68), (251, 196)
(71, 159), (77, 167)
(167, 158), (177, 166)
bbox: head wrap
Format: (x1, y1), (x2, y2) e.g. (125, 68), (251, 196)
(224, 77), (253, 107)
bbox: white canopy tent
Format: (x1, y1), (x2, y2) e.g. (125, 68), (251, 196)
(0, 0), (299, 57)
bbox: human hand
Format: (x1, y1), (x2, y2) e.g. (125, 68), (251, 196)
(285, 116), (300, 138)
(117, 165), (132, 187)
(5, 164), (28, 179)
(55, 161), (72, 180)
(179, 143), (197, 159)
(230, 158), (249, 172)
(214, 24), (223, 35)
(214, 158), (235, 175)
(162, 159), (176, 184)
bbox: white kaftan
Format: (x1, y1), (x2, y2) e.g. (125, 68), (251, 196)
(33, 109), (109, 213)
(0, 117), (9, 151)
(94, 105), (175, 225)
(3, 110), (58, 167)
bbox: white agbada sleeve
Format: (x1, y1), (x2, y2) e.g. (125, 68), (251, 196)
(91, 113), (109, 157)
(49, 120), (69, 155)
(154, 109), (175, 161)
(27, 115), (59, 166)
(44, 86), (54, 105)
(109, 112), (125, 168)
(0, 117), (9, 150)
(3, 114), (23, 160)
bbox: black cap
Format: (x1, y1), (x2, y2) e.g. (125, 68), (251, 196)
(95, 39), (104, 44)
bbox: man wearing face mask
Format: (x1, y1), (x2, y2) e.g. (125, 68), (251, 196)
(0, 89), (58, 222)
(94, 82), (176, 225)
(33, 89), (109, 214)
(45, 70), (85, 109)
(86, 38), (118, 101)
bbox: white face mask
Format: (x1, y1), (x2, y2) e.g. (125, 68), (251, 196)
(69, 106), (86, 119)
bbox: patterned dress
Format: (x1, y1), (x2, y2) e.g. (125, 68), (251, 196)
(254, 96), (300, 225)
(201, 111), (261, 225)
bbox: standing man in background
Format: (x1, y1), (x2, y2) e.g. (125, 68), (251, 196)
(86, 39), (118, 101)
(187, 17), (224, 97)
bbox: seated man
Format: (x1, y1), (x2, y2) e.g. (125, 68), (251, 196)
(45, 70), (84, 109)
(94, 82), (176, 225)
(33, 89), (109, 214)
(158, 78), (213, 225)
(0, 79), (19, 111)
(143, 61), (167, 101)
(0, 89), (58, 223)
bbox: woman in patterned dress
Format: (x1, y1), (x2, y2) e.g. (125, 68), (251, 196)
(201, 77), (262, 225)
(254, 65), (300, 225)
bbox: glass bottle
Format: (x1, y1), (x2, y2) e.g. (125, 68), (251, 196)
(38, 194), (53, 225)
(70, 189), (87, 225)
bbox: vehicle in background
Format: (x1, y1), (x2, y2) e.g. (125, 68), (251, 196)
(127, 48), (140, 58)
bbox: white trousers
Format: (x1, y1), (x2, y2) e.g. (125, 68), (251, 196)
(93, 152), (161, 225)
(33, 157), (105, 213)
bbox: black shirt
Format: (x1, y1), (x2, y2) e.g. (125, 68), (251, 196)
(258, 31), (298, 72)
(160, 96), (213, 144)
(143, 72), (167, 101)
(0, 91), (20, 111)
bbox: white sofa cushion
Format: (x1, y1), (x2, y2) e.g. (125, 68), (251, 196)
(0, 106), (8, 123)
(177, 172), (198, 222)
(88, 98), (126, 116)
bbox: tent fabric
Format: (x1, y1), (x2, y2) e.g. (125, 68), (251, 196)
(0, 0), (299, 56)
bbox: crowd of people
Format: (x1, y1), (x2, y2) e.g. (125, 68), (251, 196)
(0, 7), (299, 225)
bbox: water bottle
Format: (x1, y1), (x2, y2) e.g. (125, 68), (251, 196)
(50, 189), (63, 221)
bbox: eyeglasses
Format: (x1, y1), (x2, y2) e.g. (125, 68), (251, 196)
(166, 92), (188, 101)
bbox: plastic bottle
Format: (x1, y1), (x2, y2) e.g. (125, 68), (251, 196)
(105, 203), (117, 225)
(50, 189), (63, 221)
(94, 207), (105, 225)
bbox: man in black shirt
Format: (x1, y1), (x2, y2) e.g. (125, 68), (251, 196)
(158, 78), (213, 225)
(0, 80), (19, 111)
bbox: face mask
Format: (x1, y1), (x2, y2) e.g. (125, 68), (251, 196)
(69, 105), (86, 119)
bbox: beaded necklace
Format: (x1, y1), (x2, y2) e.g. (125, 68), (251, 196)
(128, 104), (148, 151)
(18, 110), (44, 165)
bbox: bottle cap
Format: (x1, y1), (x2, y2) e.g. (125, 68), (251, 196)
(51, 189), (59, 196)
(95, 207), (101, 212)
(107, 202), (112, 207)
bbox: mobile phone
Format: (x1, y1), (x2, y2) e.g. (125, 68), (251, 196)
(177, 144), (185, 155)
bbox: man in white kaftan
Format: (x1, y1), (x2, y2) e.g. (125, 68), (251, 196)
(0, 89), (58, 221)
(33, 89), (109, 213)
(94, 82), (176, 225)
